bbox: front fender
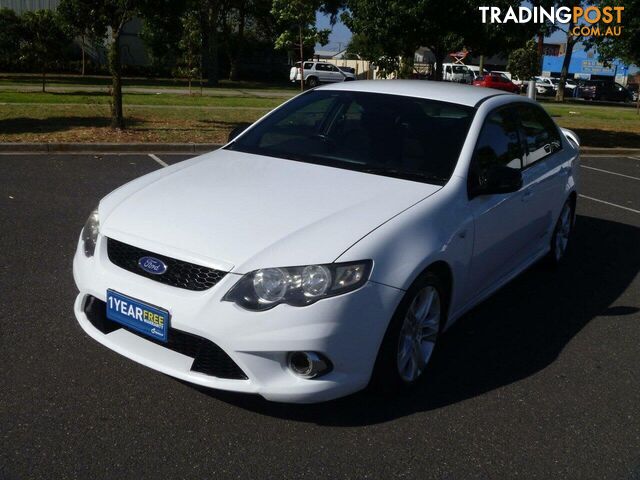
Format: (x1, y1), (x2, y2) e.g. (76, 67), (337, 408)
(335, 176), (473, 319)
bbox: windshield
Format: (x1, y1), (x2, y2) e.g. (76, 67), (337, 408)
(226, 90), (474, 184)
(453, 66), (469, 74)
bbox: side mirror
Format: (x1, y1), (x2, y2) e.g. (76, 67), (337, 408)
(228, 123), (251, 142)
(475, 165), (523, 196)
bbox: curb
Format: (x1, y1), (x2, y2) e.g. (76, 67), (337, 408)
(0, 143), (638, 156)
(0, 143), (222, 154)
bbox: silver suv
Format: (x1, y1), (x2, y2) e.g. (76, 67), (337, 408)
(289, 61), (356, 88)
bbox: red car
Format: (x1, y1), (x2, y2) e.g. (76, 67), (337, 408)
(472, 72), (520, 93)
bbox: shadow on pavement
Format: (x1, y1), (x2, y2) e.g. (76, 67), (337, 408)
(571, 128), (640, 148)
(191, 214), (640, 425)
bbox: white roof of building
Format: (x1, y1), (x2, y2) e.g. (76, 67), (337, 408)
(318, 80), (508, 107)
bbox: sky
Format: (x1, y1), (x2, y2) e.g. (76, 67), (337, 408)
(315, 12), (352, 52)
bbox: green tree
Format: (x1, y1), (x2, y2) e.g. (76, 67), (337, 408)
(587, 0), (639, 68)
(271, 0), (331, 90)
(59, 0), (142, 129)
(462, 0), (539, 75)
(342, 0), (422, 79)
(0, 8), (22, 71)
(176, 10), (203, 95)
(139, 0), (185, 74)
(198, 0), (223, 86)
(57, 0), (100, 75)
(20, 10), (71, 92)
(346, 33), (402, 77)
(550, 0), (584, 102)
(344, 0), (469, 80)
(587, 0), (640, 110)
(507, 40), (541, 81)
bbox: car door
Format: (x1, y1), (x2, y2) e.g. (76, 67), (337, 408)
(515, 103), (567, 250)
(326, 64), (345, 82)
(466, 106), (533, 299)
(314, 64), (332, 83)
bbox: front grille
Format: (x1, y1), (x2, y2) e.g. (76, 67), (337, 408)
(83, 296), (248, 380)
(106, 238), (227, 291)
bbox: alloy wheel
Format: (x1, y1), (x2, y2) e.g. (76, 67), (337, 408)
(554, 202), (573, 261)
(396, 286), (441, 383)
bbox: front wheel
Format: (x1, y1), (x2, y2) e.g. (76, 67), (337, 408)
(306, 76), (319, 88)
(370, 271), (446, 392)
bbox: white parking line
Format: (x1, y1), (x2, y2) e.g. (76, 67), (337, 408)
(580, 165), (640, 181)
(579, 194), (640, 214)
(148, 153), (169, 167)
(628, 156), (640, 161)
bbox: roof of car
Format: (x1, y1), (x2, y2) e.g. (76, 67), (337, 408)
(317, 80), (509, 107)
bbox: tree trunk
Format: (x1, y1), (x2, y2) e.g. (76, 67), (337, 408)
(228, 1), (246, 81)
(42, 70), (46, 93)
(433, 50), (445, 81)
(299, 25), (304, 91)
(81, 35), (86, 76)
(400, 50), (414, 79)
(108, 29), (124, 129)
(537, 32), (544, 73)
(478, 55), (484, 77)
(555, 33), (576, 102)
(200, 2), (220, 87)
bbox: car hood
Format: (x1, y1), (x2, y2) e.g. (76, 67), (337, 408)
(99, 149), (441, 273)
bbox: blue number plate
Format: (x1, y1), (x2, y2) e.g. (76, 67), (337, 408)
(106, 289), (169, 343)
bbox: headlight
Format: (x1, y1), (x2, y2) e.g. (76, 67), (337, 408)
(81, 208), (100, 257)
(223, 261), (372, 311)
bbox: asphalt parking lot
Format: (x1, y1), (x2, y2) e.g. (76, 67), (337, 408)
(1, 151), (639, 479)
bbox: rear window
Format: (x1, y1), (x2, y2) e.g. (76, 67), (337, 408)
(227, 90), (475, 184)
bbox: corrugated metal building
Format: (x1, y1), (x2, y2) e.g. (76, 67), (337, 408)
(0, 0), (148, 66)
(0, 0), (60, 13)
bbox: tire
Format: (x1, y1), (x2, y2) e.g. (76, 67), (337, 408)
(369, 270), (447, 393)
(306, 76), (319, 88)
(547, 197), (575, 266)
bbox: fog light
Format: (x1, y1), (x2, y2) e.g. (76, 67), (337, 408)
(287, 351), (332, 379)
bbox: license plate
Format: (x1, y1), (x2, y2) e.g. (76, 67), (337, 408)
(106, 289), (169, 343)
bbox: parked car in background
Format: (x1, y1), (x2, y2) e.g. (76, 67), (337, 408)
(338, 66), (356, 75)
(442, 63), (474, 83)
(466, 65), (489, 79)
(511, 75), (525, 92)
(290, 61), (355, 88)
(493, 71), (526, 92)
(578, 80), (633, 102)
(73, 81), (580, 403)
(533, 76), (555, 96)
(472, 72), (520, 93)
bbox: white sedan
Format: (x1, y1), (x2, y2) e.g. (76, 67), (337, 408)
(73, 81), (580, 403)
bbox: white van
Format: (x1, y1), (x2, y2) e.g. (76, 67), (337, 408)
(441, 63), (474, 83)
(466, 65), (489, 79)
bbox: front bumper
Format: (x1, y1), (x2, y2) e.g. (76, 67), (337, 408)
(73, 236), (404, 403)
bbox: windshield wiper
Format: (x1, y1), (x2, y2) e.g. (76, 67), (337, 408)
(360, 167), (447, 185)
